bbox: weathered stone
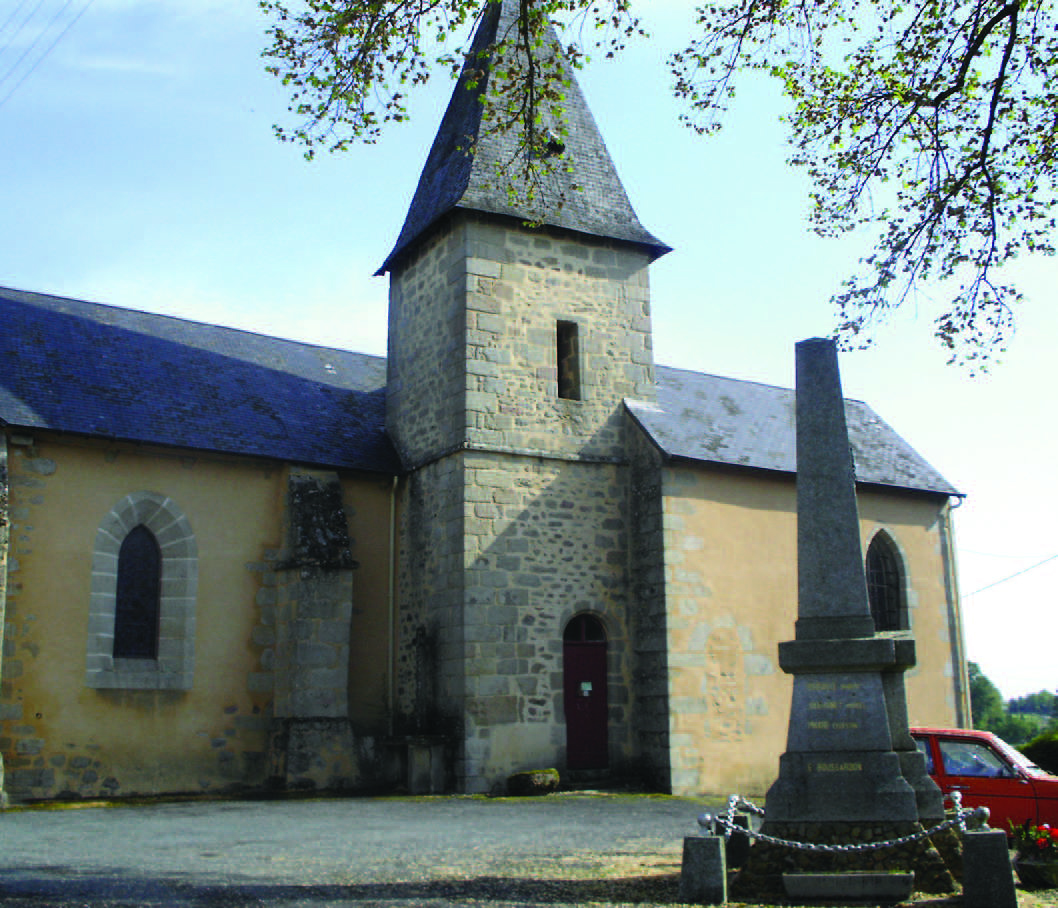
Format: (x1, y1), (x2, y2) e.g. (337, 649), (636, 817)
(962, 829), (1017, 908)
(737, 339), (949, 897)
(276, 471), (355, 570)
(267, 718), (357, 792)
(679, 836), (727, 904)
(782, 871), (914, 902)
(506, 768), (559, 796)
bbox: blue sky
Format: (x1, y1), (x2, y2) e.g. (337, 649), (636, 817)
(2, 0), (1055, 701)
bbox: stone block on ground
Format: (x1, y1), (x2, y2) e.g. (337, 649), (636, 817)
(506, 768), (559, 796)
(962, 829), (1017, 908)
(702, 811), (752, 868)
(782, 871), (913, 902)
(679, 835), (727, 905)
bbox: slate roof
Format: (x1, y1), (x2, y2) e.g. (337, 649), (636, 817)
(0, 287), (956, 496)
(0, 287), (397, 474)
(378, 0), (669, 273)
(626, 366), (959, 496)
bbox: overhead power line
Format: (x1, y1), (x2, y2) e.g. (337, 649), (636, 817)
(0, 0), (76, 89)
(0, 0), (48, 61)
(0, 0), (37, 47)
(0, 0), (94, 111)
(965, 553), (1058, 598)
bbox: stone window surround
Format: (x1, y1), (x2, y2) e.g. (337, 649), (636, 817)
(85, 491), (197, 690)
(556, 319), (581, 401)
(865, 528), (911, 632)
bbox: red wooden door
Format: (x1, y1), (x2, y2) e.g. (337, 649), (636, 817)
(563, 615), (608, 770)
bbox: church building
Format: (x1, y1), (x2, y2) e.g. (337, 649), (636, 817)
(0, 0), (969, 803)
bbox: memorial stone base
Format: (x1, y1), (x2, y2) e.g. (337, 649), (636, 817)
(730, 821), (958, 899)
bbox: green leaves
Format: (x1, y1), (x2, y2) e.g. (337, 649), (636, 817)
(262, 0), (1056, 364)
(672, 0), (1055, 366)
(260, 0), (476, 155)
(261, 1), (641, 164)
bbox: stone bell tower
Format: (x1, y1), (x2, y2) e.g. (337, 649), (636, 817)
(378, 0), (668, 792)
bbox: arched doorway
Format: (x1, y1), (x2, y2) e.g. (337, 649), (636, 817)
(563, 614), (608, 770)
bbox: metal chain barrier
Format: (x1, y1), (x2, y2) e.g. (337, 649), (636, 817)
(700, 792), (990, 854)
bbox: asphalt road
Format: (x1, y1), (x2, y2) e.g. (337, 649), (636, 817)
(0, 793), (722, 907)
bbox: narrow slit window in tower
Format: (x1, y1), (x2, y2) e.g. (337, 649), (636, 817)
(557, 320), (581, 400)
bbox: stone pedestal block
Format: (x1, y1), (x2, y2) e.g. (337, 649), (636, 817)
(782, 871), (913, 902)
(679, 835), (727, 904)
(962, 829), (1017, 908)
(765, 750), (918, 823)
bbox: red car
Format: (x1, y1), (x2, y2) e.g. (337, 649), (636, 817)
(911, 726), (1058, 834)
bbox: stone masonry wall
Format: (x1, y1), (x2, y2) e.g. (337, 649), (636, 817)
(270, 470), (354, 721)
(386, 213), (656, 469)
(660, 466), (791, 797)
(388, 212), (660, 792)
(386, 222), (467, 468)
(0, 437), (279, 801)
(461, 217), (655, 460)
(459, 451), (633, 792)
(657, 468), (961, 798)
(626, 423), (670, 790)
(0, 438), (8, 804)
(0, 442), (62, 798)
(396, 456), (466, 739)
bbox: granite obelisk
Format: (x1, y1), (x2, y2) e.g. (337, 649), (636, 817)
(732, 338), (953, 896)
(767, 338), (922, 824)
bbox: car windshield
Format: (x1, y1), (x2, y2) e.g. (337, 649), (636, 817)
(990, 735), (1044, 774)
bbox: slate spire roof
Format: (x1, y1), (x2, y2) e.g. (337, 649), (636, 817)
(378, 0), (669, 273)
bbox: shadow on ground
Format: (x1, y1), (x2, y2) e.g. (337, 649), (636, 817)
(0, 872), (685, 907)
(5, 872), (1052, 906)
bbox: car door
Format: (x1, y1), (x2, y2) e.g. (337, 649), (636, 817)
(933, 734), (1038, 831)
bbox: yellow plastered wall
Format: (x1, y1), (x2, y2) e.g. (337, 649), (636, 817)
(661, 465), (962, 798)
(0, 433), (393, 799)
(343, 474), (397, 730)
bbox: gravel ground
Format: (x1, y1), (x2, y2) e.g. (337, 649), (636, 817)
(0, 793), (1055, 907)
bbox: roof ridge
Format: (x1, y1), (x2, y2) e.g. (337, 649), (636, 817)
(0, 285), (386, 361)
(656, 361), (870, 406)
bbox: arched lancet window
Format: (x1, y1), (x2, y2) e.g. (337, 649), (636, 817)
(866, 532), (905, 631)
(113, 524), (162, 659)
(86, 491), (197, 690)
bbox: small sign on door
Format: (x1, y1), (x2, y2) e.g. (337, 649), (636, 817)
(580, 681), (593, 697)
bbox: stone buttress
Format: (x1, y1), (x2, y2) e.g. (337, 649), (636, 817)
(267, 468), (358, 791)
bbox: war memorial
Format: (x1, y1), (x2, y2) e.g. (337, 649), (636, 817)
(681, 339), (1015, 905)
